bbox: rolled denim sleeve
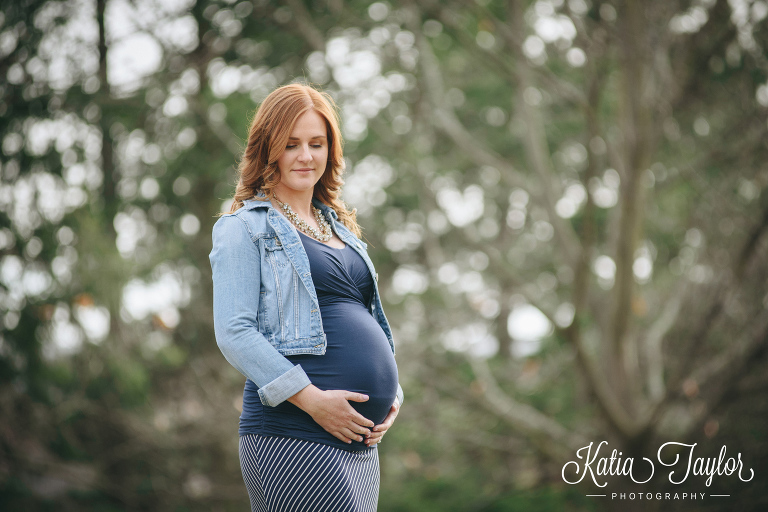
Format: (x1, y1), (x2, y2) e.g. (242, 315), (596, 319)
(209, 215), (311, 407)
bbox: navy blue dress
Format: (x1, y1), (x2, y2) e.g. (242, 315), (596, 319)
(239, 230), (399, 451)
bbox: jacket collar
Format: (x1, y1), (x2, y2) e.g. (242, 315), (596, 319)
(242, 192), (339, 220)
(242, 191), (271, 210)
(311, 197), (339, 220)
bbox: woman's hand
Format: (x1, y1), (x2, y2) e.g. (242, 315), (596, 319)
(365, 399), (400, 447)
(288, 385), (374, 444)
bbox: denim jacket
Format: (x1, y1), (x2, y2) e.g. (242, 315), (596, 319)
(209, 195), (404, 408)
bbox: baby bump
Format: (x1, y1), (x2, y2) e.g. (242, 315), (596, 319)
(288, 304), (399, 425)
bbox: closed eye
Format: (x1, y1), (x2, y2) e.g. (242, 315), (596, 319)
(286, 144), (324, 149)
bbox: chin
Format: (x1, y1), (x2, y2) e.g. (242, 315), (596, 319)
(281, 182), (320, 194)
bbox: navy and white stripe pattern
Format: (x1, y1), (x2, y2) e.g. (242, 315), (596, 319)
(239, 434), (380, 512)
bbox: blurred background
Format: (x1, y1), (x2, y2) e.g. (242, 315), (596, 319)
(1, 0), (767, 510)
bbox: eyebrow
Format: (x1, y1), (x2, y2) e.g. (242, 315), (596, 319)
(288, 135), (327, 140)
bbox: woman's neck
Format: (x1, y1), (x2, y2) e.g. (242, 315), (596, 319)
(273, 187), (314, 218)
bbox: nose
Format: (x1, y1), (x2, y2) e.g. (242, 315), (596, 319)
(298, 144), (312, 163)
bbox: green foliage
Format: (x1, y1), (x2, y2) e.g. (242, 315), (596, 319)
(2, 0), (768, 511)
(480, 486), (600, 512)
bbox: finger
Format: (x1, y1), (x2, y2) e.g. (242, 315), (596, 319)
(347, 410), (375, 428)
(329, 430), (353, 444)
(341, 427), (364, 443)
(345, 392), (369, 403)
(329, 427), (356, 444)
(347, 422), (371, 437)
(372, 418), (393, 432)
(376, 418), (392, 431)
(372, 407), (398, 432)
(365, 432), (384, 446)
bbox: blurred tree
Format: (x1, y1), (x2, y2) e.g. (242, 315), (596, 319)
(371, 1), (768, 510)
(0, 0), (766, 511)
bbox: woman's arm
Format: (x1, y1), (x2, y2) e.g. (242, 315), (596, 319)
(209, 215), (311, 406)
(211, 215), (377, 443)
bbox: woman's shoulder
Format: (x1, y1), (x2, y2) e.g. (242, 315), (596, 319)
(212, 200), (272, 239)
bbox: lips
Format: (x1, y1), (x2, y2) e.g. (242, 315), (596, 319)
(293, 168), (313, 172)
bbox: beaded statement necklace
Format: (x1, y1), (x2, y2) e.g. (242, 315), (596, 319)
(273, 196), (333, 242)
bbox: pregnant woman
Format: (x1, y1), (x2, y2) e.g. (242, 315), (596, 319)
(209, 83), (403, 512)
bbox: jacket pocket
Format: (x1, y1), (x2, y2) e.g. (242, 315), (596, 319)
(263, 237), (289, 267)
(261, 237), (294, 342)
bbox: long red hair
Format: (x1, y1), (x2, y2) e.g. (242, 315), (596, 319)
(220, 83), (360, 237)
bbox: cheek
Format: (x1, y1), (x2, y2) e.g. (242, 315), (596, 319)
(277, 152), (292, 174)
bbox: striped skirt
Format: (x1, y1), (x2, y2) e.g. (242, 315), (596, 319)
(239, 434), (380, 512)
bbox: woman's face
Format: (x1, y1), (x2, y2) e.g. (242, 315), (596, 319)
(274, 109), (329, 199)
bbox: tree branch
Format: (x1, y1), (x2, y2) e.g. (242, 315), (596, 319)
(645, 193), (768, 433)
(679, 316), (768, 442)
(666, 192), (768, 398)
(643, 283), (686, 402)
(404, 4), (527, 191)
(468, 357), (588, 460)
(284, 0), (326, 52)
(451, 0), (588, 107)
(507, 0), (582, 269)
(607, 0), (657, 410)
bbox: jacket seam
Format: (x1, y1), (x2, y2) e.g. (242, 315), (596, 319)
(266, 247), (284, 340)
(293, 270), (299, 339)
